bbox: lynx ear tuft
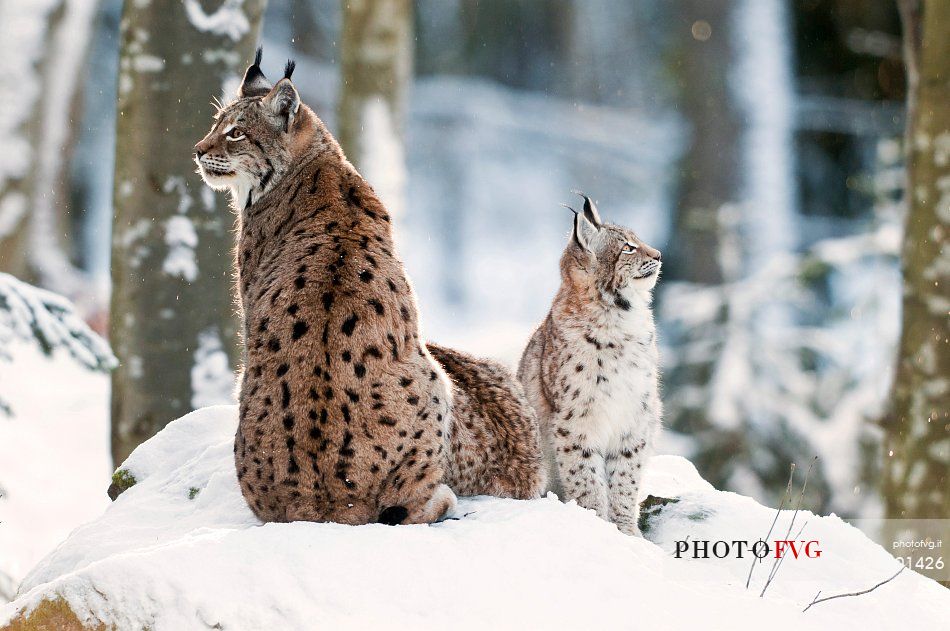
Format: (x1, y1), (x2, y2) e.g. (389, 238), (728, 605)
(239, 47), (271, 98)
(572, 190), (602, 227)
(582, 196), (602, 227)
(284, 59), (296, 80)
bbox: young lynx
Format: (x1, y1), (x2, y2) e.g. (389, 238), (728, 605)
(518, 195), (662, 536)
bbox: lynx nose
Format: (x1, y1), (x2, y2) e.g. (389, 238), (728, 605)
(194, 138), (212, 159)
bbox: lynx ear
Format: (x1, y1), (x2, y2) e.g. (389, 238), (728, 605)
(582, 196), (602, 227)
(572, 190), (602, 227)
(264, 76), (300, 133)
(239, 47), (272, 98)
(573, 211), (598, 252)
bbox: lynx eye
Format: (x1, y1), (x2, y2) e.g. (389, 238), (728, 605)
(622, 243), (638, 254)
(225, 129), (246, 142)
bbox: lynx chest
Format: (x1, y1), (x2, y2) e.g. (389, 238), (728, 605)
(554, 315), (658, 452)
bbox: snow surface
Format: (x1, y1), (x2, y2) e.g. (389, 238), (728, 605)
(0, 342), (111, 603)
(3, 406), (945, 630)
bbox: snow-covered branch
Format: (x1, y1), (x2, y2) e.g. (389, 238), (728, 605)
(0, 273), (115, 414)
(661, 199), (901, 515)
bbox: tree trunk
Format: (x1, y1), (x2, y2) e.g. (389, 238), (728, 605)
(290, 0), (337, 62)
(0, 0), (97, 297)
(665, 0), (740, 284)
(109, 0), (266, 466)
(662, 0), (741, 472)
(882, 0), (950, 521)
(337, 0), (412, 218)
(663, 0), (807, 508)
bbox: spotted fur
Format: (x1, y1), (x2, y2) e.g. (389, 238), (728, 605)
(517, 196), (662, 536)
(428, 343), (546, 499)
(195, 53), (456, 525)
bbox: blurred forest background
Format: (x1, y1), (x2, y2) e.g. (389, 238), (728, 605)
(0, 0), (947, 600)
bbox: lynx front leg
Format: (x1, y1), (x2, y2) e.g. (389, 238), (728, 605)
(551, 426), (609, 518)
(605, 434), (649, 536)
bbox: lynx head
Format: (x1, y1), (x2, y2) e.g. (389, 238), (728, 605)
(560, 193), (662, 305)
(195, 48), (308, 206)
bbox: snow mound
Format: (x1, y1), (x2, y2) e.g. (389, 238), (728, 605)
(3, 407), (946, 630)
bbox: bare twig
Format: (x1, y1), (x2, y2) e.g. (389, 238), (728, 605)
(802, 566), (905, 612)
(760, 456), (819, 597)
(759, 520), (809, 597)
(747, 463), (796, 589)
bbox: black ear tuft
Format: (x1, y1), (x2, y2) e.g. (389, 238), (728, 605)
(572, 190), (602, 227)
(239, 48), (271, 98)
(582, 196), (602, 227)
(284, 59), (296, 80)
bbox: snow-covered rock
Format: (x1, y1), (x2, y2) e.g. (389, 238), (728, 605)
(2, 406), (946, 630)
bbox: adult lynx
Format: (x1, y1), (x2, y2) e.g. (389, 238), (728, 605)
(195, 51), (455, 526)
(194, 50), (544, 526)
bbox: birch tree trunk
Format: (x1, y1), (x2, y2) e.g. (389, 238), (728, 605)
(0, 0), (98, 296)
(883, 0), (950, 521)
(110, 0), (265, 466)
(337, 0), (412, 218)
